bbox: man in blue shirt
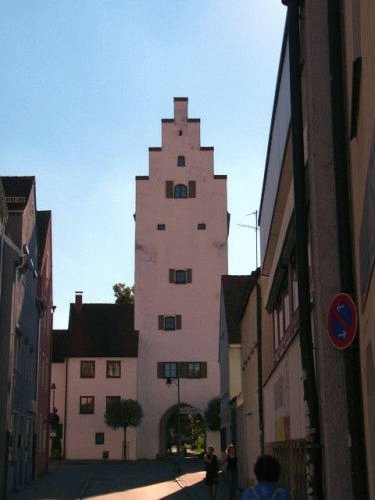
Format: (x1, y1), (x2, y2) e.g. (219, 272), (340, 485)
(242, 455), (292, 500)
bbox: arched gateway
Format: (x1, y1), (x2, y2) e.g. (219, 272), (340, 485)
(159, 404), (205, 457)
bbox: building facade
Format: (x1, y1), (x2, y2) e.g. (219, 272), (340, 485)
(51, 294), (139, 461)
(219, 275), (248, 457)
(0, 177), (40, 495)
(134, 98), (228, 458)
(34, 211), (53, 477)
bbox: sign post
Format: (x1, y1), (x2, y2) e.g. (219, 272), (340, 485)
(327, 293), (358, 349)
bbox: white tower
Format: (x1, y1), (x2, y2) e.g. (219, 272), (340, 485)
(135, 98), (228, 459)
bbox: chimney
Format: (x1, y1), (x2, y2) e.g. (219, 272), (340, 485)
(75, 291), (83, 312)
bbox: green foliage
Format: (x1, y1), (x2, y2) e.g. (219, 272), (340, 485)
(105, 398), (143, 430)
(204, 397), (221, 431)
(113, 283), (134, 304)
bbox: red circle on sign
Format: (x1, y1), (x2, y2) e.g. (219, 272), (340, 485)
(327, 293), (358, 349)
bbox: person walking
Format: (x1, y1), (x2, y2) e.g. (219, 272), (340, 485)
(222, 444), (238, 500)
(204, 445), (219, 499)
(242, 455), (291, 500)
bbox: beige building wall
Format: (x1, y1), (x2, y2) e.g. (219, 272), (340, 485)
(229, 345), (241, 400)
(135, 98), (227, 458)
(343, 0), (375, 496)
(52, 357), (137, 460)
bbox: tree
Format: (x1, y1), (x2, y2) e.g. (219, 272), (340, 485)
(113, 283), (134, 304)
(204, 397), (221, 431)
(104, 398), (143, 460)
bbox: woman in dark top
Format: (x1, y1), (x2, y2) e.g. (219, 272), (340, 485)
(205, 445), (219, 499)
(223, 444), (238, 500)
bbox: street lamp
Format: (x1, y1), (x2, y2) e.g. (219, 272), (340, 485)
(166, 374), (181, 454)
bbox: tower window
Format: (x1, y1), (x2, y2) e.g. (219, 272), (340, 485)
(169, 268), (192, 284)
(164, 316), (176, 330)
(166, 181), (196, 198)
(174, 184), (188, 198)
(158, 314), (182, 330)
(177, 156), (185, 167)
(175, 270), (187, 284)
(197, 223), (206, 230)
(179, 130), (182, 136)
(157, 224), (166, 230)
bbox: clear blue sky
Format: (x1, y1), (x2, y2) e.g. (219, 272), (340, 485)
(1, 0), (286, 329)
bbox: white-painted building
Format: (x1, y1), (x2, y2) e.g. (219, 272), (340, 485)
(51, 296), (138, 460)
(134, 97), (228, 459)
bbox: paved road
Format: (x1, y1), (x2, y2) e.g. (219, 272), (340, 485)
(5, 457), (242, 500)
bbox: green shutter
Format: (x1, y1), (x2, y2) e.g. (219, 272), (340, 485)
(188, 180), (196, 198)
(187, 269), (192, 283)
(158, 315), (164, 330)
(176, 315), (182, 329)
(157, 362), (164, 378)
(169, 269), (175, 283)
(200, 362), (207, 378)
(166, 181), (174, 198)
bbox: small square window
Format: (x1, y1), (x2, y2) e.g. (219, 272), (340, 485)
(157, 224), (166, 230)
(95, 433), (105, 445)
(81, 361), (95, 378)
(175, 270), (187, 284)
(106, 396), (121, 412)
(177, 156), (185, 167)
(197, 223), (206, 230)
(164, 316), (176, 330)
(80, 396), (95, 414)
(107, 361), (121, 378)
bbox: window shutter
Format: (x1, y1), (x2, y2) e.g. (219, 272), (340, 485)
(157, 362), (164, 378)
(169, 269), (175, 283)
(158, 315), (165, 330)
(179, 362), (188, 378)
(166, 181), (174, 198)
(176, 315), (182, 329)
(187, 269), (192, 283)
(188, 180), (196, 198)
(200, 362), (207, 378)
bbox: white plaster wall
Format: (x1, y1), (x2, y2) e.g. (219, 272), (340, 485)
(63, 357), (137, 460)
(135, 99), (227, 458)
(229, 345), (242, 400)
(263, 337), (307, 444)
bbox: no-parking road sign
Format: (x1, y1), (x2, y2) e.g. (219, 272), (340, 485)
(328, 293), (358, 349)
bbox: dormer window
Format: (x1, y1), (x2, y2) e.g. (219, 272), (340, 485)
(177, 156), (185, 167)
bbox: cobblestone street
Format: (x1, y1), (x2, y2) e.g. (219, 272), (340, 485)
(6, 458), (243, 500)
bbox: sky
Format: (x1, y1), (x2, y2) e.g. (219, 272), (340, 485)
(1, 0), (286, 329)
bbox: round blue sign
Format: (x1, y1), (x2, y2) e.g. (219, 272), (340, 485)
(328, 293), (358, 349)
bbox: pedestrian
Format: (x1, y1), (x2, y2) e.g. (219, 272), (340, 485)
(222, 444), (238, 500)
(242, 455), (291, 500)
(204, 445), (220, 499)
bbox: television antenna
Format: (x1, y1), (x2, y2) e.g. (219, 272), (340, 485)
(237, 210), (259, 268)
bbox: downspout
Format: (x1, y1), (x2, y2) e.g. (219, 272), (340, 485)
(256, 281), (264, 455)
(282, 1), (323, 498)
(63, 358), (68, 459)
(326, 2), (369, 498)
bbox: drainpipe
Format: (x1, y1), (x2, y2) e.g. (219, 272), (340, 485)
(282, 1), (323, 498)
(326, 2), (369, 498)
(256, 281), (264, 454)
